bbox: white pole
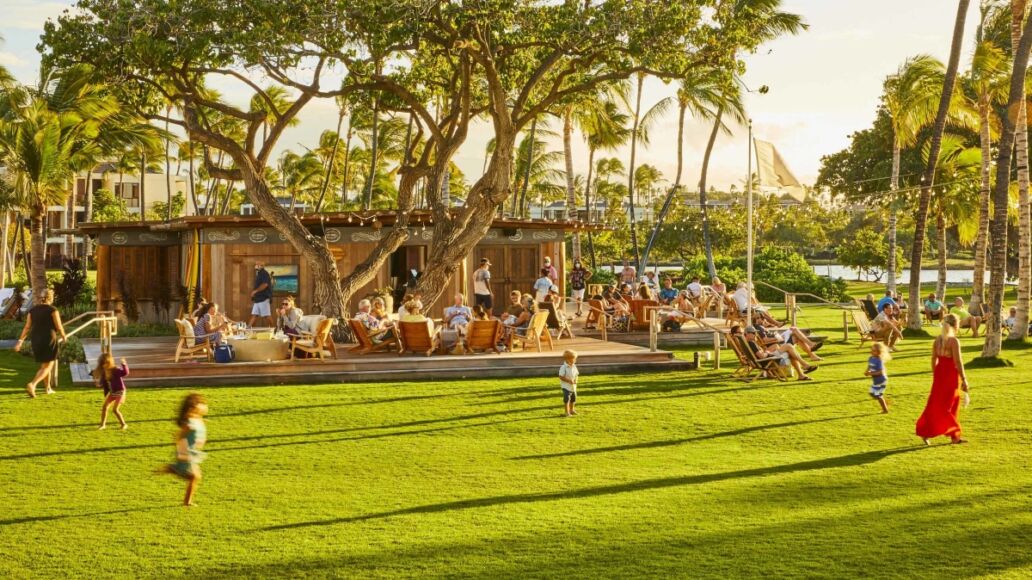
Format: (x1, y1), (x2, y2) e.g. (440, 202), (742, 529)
(746, 120), (754, 327)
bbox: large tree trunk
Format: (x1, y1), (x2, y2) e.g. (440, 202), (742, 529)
(627, 74), (644, 268)
(887, 138), (901, 293)
(699, 105), (723, 279)
(563, 108), (580, 260)
(1012, 0), (1031, 340)
(936, 208), (948, 299)
(29, 212), (47, 296)
(972, 99), (993, 310)
(0, 211), (9, 288)
(907, 0), (971, 330)
(641, 101), (687, 272)
(584, 146), (598, 269)
(984, 4), (1032, 357)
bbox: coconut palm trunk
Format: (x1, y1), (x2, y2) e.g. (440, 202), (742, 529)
(0, 211), (9, 287)
(363, 96), (380, 210)
(936, 207), (948, 299)
(165, 111), (173, 222)
(29, 211), (47, 295)
(971, 98), (992, 311)
(699, 106), (723, 280)
(641, 100), (687, 272)
(562, 108), (581, 259)
(984, 4), (1032, 357)
(315, 108), (346, 213)
(187, 143), (198, 216)
(887, 137), (901, 293)
(340, 126), (353, 206)
(139, 152), (147, 223)
(585, 145), (598, 269)
(907, 0), (971, 330)
(1011, 0), (1031, 340)
(626, 74), (644, 268)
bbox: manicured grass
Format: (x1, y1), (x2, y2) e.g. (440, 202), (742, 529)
(1, 306), (1030, 578)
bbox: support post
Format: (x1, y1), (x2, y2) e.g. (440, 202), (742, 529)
(712, 330), (721, 370)
(649, 308), (657, 352)
(843, 310), (850, 342)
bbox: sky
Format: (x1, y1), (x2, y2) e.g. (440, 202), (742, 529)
(0, 0), (981, 191)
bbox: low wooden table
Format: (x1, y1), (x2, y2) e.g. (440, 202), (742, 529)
(226, 336), (290, 362)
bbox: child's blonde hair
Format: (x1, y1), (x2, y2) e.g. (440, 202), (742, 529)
(94, 352), (117, 386)
(871, 342), (892, 361)
(563, 349), (578, 362)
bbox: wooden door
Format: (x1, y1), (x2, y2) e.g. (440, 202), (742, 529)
(474, 245), (538, 315)
(474, 246), (507, 315)
(506, 246), (540, 298)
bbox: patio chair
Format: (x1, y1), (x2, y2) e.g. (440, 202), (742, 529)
(538, 301), (575, 340)
(859, 298), (879, 320)
(629, 299), (659, 331)
(731, 335), (790, 382)
(724, 294), (744, 327)
(510, 311), (553, 352)
(466, 319), (504, 354)
(291, 318), (338, 360)
(174, 318), (214, 363)
(397, 320), (443, 356)
(347, 318), (400, 355)
(851, 310), (878, 347)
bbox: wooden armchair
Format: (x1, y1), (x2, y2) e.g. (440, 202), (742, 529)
(291, 318), (338, 360)
(851, 310), (879, 347)
(466, 320), (504, 354)
(174, 319), (214, 363)
(347, 318), (400, 355)
(538, 301), (574, 340)
(629, 299), (659, 331)
(731, 335), (789, 382)
(510, 311), (553, 352)
(724, 295), (744, 327)
(397, 320), (443, 356)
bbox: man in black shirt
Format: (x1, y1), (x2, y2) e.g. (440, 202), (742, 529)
(248, 261), (274, 328)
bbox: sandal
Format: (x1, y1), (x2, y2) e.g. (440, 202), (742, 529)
(803, 365), (818, 374)
(797, 375), (813, 381)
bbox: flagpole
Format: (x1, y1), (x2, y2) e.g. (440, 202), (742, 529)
(746, 119), (753, 327)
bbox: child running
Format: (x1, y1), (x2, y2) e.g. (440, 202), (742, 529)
(94, 353), (129, 430)
(865, 342), (891, 414)
(158, 393), (209, 506)
(559, 350), (579, 417)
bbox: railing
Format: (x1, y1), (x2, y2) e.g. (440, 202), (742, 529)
(753, 280), (858, 341)
(51, 311), (119, 388)
(645, 305), (724, 370)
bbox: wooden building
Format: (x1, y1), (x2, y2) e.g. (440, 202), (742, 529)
(81, 213), (577, 323)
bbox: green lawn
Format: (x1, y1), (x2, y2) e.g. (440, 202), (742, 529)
(1, 305), (1031, 578)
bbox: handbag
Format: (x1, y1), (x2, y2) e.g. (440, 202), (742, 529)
(214, 344), (235, 363)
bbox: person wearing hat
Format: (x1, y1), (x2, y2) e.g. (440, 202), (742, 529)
(742, 324), (816, 381)
(543, 256), (559, 284)
(473, 257), (494, 312)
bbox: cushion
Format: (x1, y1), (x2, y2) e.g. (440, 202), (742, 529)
(297, 315), (325, 334)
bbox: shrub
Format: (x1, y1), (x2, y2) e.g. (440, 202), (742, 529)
(53, 258), (89, 307)
(682, 247), (849, 303)
(586, 267), (616, 287)
(17, 335), (86, 364)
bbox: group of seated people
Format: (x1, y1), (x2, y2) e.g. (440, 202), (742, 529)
(729, 322), (820, 381)
(191, 295), (308, 346)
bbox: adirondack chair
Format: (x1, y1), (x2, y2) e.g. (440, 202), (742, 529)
(465, 319), (504, 354)
(629, 299), (659, 331)
(174, 319), (214, 363)
(694, 292), (715, 319)
(538, 301), (575, 340)
(347, 318), (400, 355)
(731, 335), (790, 382)
(510, 311), (553, 352)
(724, 294), (744, 327)
(859, 298), (879, 320)
(585, 299), (606, 329)
(397, 320), (443, 356)
(291, 318), (338, 360)
(851, 310), (878, 347)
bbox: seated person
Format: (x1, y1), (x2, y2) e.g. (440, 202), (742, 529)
(444, 293), (474, 335)
(871, 304), (902, 349)
(400, 301), (435, 333)
(686, 276), (704, 299)
(753, 320), (823, 362)
(1003, 306), (1017, 331)
(658, 278), (679, 304)
(193, 303), (226, 345)
(636, 283), (654, 300)
(741, 325), (816, 381)
(732, 283), (780, 327)
(276, 295), (304, 336)
(618, 282), (635, 301)
(191, 297), (210, 320)
(533, 269), (553, 302)
(503, 291), (530, 328)
(950, 297), (982, 337)
(547, 286), (568, 323)
(860, 294), (879, 320)
(732, 282), (750, 314)
(473, 304), (492, 321)
(370, 297), (393, 326)
(354, 299), (395, 343)
(894, 292), (908, 310)
(876, 290), (896, 314)
(641, 271), (659, 293)
(397, 292), (423, 317)
(602, 288), (630, 316)
(923, 293), (944, 322)
(663, 291), (696, 331)
(710, 277), (727, 297)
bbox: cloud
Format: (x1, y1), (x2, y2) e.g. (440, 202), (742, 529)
(0, 51), (25, 66)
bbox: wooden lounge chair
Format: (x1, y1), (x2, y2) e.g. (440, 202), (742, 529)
(851, 310), (879, 347)
(629, 299), (659, 331)
(859, 298), (879, 320)
(694, 293), (715, 319)
(538, 301), (575, 340)
(724, 294), (744, 327)
(174, 318), (214, 363)
(510, 311), (553, 352)
(291, 318), (338, 360)
(397, 320), (443, 356)
(347, 318), (400, 355)
(466, 319), (504, 354)
(585, 299), (606, 329)
(731, 335), (789, 382)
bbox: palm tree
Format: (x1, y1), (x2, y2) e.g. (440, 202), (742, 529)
(883, 55), (948, 294)
(581, 100), (631, 267)
(625, 72), (671, 267)
(966, 7), (1012, 312)
(1010, 0), (1031, 340)
(924, 134), (981, 299)
(907, 0), (973, 330)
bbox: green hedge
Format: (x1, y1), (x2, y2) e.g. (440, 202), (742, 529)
(681, 247), (849, 303)
(0, 320), (176, 340)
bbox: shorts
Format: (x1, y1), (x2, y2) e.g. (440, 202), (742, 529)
(870, 383), (887, 398)
(251, 299), (271, 317)
(562, 389), (577, 404)
(169, 460), (199, 480)
(572, 288), (585, 300)
(474, 293), (493, 310)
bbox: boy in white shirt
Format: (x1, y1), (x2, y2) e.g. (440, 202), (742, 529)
(559, 350), (579, 417)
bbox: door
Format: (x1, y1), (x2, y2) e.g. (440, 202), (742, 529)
(474, 245), (538, 315)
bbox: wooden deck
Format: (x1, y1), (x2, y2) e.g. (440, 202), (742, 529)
(74, 335), (694, 387)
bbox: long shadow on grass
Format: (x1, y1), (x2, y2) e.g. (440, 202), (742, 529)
(511, 414), (869, 461)
(0, 505), (177, 527)
(261, 446), (928, 531)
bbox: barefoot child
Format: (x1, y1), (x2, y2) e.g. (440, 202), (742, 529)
(94, 353), (129, 430)
(159, 393), (208, 506)
(559, 350), (579, 417)
(865, 342), (891, 414)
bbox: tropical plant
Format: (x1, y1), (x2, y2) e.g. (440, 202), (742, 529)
(625, 72), (672, 266)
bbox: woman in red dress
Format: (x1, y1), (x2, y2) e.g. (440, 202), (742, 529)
(915, 314), (970, 445)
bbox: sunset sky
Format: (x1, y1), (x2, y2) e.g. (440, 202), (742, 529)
(0, 1), (979, 191)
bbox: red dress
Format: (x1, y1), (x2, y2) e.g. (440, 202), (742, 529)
(915, 353), (962, 440)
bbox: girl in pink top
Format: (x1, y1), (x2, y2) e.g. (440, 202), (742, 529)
(94, 353), (130, 430)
